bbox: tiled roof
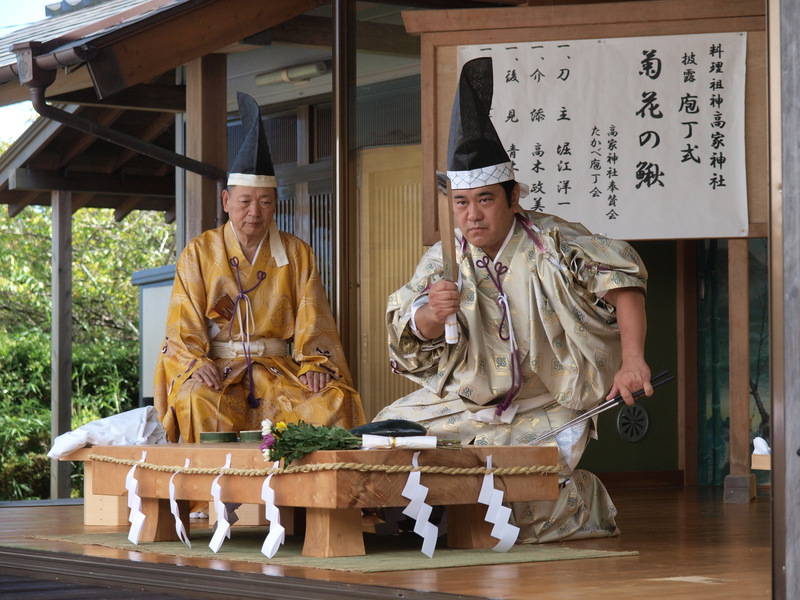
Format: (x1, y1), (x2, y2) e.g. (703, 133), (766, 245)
(45, 0), (117, 19)
(0, 0), (180, 73)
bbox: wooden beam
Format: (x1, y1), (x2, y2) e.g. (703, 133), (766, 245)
(50, 189), (72, 500)
(333, 0), (360, 381)
(104, 112), (176, 173)
(364, 0), (525, 9)
(83, 195), (172, 212)
(353, 18), (420, 56)
(48, 84), (186, 113)
(269, 15), (420, 56)
(2, 191), (174, 213)
(776, 0), (800, 595)
(185, 54), (226, 240)
(3, 193), (173, 213)
(9, 168), (174, 197)
(0, 65), (93, 108)
(675, 240), (698, 486)
(402, 0), (766, 34)
(70, 193), (95, 212)
(114, 196), (144, 221)
(0, 1), (176, 107)
(85, 0), (329, 97)
(47, 108), (125, 170)
(748, 222), (769, 237)
(6, 191), (40, 217)
(0, 105), (77, 182)
(723, 237), (756, 503)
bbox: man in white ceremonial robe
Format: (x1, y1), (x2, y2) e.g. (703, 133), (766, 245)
(375, 57), (653, 543)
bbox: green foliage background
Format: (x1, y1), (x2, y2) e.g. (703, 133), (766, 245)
(0, 201), (174, 500)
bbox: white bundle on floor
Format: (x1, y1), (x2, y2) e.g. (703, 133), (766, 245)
(47, 406), (167, 458)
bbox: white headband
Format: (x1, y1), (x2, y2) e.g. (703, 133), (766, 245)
(227, 173), (277, 188)
(447, 162), (528, 197)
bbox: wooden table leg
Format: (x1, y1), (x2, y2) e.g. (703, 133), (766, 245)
(139, 498), (190, 542)
(80, 457), (128, 526)
(446, 504), (495, 549)
(302, 507), (365, 557)
(279, 506), (305, 537)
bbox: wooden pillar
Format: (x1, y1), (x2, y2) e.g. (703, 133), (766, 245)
(723, 238), (755, 503)
(333, 0), (359, 379)
(185, 54), (227, 243)
(50, 190), (72, 499)
(174, 66), (187, 253)
(676, 240), (699, 486)
(775, 0), (800, 596)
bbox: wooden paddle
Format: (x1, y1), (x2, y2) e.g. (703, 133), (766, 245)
(438, 176), (459, 344)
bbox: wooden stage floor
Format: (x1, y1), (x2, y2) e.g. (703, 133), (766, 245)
(0, 485), (771, 600)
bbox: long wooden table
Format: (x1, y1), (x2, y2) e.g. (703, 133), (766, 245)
(88, 443), (558, 557)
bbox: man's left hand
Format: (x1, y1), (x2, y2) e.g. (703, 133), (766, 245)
(300, 371), (331, 393)
(606, 360), (652, 406)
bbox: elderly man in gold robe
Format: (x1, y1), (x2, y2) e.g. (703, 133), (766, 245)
(375, 58), (651, 543)
(155, 92), (364, 445)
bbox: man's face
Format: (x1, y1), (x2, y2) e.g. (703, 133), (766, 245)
(452, 183), (519, 259)
(222, 185), (277, 241)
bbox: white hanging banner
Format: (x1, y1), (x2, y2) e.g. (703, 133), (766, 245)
(458, 32), (748, 240)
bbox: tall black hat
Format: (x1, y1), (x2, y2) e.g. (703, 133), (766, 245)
(447, 57), (526, 195)
(227, 92), (276, 188)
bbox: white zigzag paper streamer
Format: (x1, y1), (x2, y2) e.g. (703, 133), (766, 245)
(208, 453), (232, 553)
(477, 455), (520, 552)
(260, 461), (285, 558)
(168, 458), (191, 548)
(125, 451), (147, 544)
(401, 451), (439, 557)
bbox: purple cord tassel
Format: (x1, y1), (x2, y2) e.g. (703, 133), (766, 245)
(474, 254), (523, 417)
(246, 391), (261, 408)
(496, 346), (522, 416)
(228, 257), (267, 409)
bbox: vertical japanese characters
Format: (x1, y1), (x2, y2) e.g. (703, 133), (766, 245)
(459, 32), (748, 239)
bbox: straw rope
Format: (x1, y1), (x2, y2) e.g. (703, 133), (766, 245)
(87, 453), (560, 477)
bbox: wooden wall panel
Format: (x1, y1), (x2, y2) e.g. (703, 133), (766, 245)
(357, 145), (426, 420)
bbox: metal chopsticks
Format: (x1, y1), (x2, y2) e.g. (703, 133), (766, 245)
(527, 368), (676, 446)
